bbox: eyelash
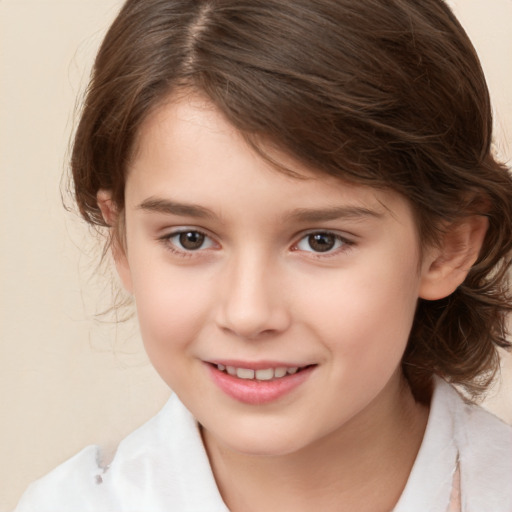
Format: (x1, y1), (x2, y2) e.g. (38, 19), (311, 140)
(292, 231), (354, 257)
(159, 229), (216, 257)
(158, 229), (354, 258)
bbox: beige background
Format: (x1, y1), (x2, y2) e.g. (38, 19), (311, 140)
(1, 1), (511, 510)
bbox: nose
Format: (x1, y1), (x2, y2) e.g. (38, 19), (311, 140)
(215, 252), (291, 340)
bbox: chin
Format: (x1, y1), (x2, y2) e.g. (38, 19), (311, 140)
(225, 438), (304, 458)
(204, 419), (317, 458)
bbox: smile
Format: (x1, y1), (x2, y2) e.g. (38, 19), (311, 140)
(216, 364), (300, 381)
(207, 362), (315, 404)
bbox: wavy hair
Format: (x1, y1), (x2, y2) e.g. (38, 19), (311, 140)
(71, 0), (512, 400)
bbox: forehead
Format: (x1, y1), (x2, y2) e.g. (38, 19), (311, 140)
(126, 93), (414, 228)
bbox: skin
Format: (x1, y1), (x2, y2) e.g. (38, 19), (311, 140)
(100, 92), (486, 511)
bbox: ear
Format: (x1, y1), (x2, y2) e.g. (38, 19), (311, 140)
(97, 189), (133, 294)
(419, 215), (488, 300)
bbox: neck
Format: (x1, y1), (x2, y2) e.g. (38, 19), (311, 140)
(202, 373), (429, 512)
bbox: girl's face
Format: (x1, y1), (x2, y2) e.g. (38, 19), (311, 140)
(117, 93), (432, 456)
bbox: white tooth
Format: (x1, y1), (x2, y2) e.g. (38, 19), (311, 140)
(255, 368), (274, 381)
(287, 367), (299, 375)
(236, 368), (255, 379)
(226, 366), (237, 376)
(274, 367), (287, 378)
(217, 364), (226, 371)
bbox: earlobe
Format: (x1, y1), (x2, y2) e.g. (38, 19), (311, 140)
(419, 215), (488, 301)
(97, 189), (133, 294)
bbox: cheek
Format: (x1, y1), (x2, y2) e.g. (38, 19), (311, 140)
(299, 254), (420, 368)
(130, 260), (214, 360)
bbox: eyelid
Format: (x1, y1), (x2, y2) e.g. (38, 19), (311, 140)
(291, 230), (355, 255)
(158, 227), (219, 255)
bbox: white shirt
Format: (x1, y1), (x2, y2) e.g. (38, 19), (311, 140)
(15, 379), (512, 512)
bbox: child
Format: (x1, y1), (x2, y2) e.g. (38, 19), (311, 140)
(15, 0), (512, 510)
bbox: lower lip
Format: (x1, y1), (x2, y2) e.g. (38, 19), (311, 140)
(207, 364), (314, 405)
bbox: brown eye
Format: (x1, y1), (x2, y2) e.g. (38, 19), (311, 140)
(163, 229), (216, 255)
(296, 232), (346, 253)
(307, 233), (336, 252)
(178, 231), (206, 250)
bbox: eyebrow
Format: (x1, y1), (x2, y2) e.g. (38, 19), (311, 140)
(137, 197), (216, 219)
(137, 197), (383, 223)
(286, 206), (383, 223)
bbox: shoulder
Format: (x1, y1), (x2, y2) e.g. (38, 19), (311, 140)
(449, 384), (512, 510)
(14, 394), (228, 512)
(14, 445), (112, 512)
(441, 379), (512, 467)
(395, 378), (512, 512)
(438, 379), (512, 511)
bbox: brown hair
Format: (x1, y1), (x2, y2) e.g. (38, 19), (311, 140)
(72, 0), (512, 400)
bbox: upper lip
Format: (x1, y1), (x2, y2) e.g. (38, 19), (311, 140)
(205, 359), (310, 370)
(206, 359), (312, 370)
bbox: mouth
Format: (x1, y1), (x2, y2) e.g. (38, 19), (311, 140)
(206, 361), (316, 404)
(213, 363), (309, 381)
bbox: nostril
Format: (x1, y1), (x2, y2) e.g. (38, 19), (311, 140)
(219, 324), (280, 340)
